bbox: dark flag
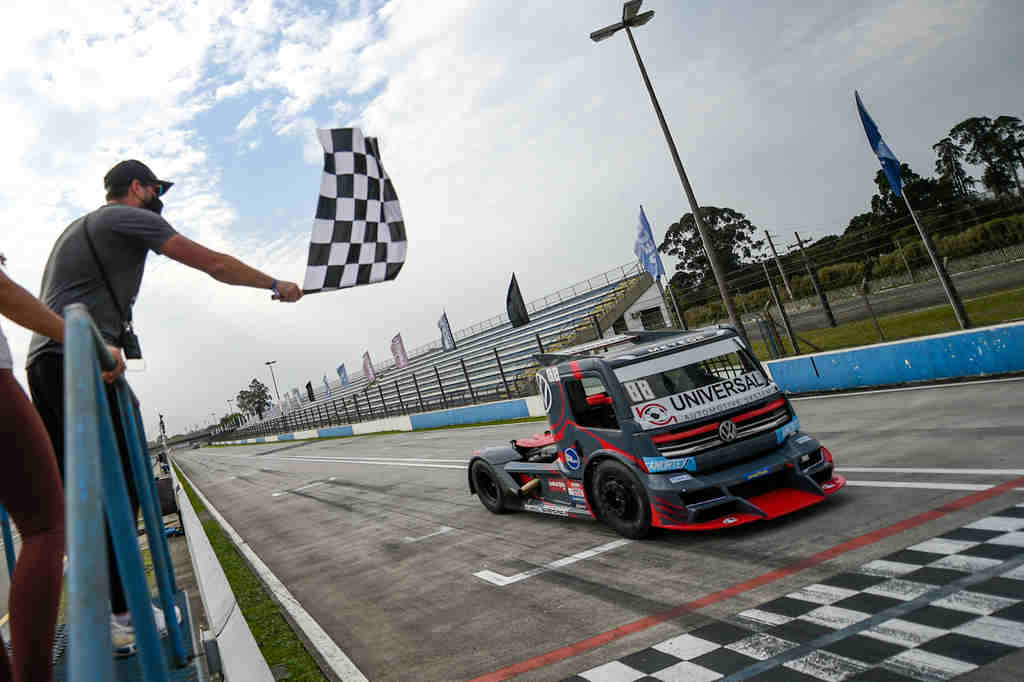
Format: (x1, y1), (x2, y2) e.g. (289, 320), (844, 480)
(305, 381), (315, 402)
(438, 311), (457, 351)
(506, 273), (530, 328)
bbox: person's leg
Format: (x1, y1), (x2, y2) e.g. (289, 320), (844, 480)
(0, 369), (65, 682)
(104, 382), (141, 617)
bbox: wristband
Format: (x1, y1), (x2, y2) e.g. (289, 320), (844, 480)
(270, 280), (280, 295)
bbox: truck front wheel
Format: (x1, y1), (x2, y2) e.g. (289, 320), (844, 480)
(593, 460), (651, 539)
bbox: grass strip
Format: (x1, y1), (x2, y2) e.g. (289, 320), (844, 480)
(173, 464), (326, 681)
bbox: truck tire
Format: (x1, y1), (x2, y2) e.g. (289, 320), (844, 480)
(471, 460), (508, 514)
(593, 460), (651, 539)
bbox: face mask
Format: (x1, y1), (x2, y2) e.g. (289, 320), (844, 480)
(143, 194), (163, 215)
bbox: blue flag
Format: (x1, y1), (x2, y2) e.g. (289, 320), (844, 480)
(336, 364), (349, 387)
(855, 91), (903, 197)
(634, 206), (665, 279)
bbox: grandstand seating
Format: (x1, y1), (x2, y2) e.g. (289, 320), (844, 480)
(228, 261), (655, 438)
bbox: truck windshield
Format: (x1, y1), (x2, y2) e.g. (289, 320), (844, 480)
(613, 338), (775, 428)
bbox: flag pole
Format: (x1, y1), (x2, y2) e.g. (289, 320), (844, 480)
(902, 191), (970, 329)
(658, 276), (687, 330)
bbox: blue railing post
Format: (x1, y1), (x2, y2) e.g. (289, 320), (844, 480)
(64, 306), (117, 682)
(0, 505), (15, 580)
(115, 384), (187, 665)
(92, 366), (170, 682)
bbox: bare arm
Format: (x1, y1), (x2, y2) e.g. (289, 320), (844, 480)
(161, 234), (302, 302)
(0, 269), (125, 381)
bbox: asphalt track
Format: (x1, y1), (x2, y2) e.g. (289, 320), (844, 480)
(173, 378), (1024, 682)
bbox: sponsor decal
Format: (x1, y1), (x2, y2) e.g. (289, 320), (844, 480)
(635, 402), (676, 427)
(796, 435), (813, 444)
(775, 416), (800, 444)
(823, 481), (836, 490)
(634, 371), (775, 430)
(722, 516), (738, 525)
(548, 480), (567, 492)
(524, 500), (569, 517)
(564, 447), (581, 471)
(644, 456), (695, 473)
(536, 374), (553, 411)
(669, 473), (693, 484)
(745, 466), (771, 480)
(567, 481), (586, 499)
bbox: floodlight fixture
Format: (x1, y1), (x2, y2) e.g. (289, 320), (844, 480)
(628, 10), (654, 27)
(623, 0), (642, 20)
(590, 21), (625, 42)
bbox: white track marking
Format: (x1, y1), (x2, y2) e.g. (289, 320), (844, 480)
(176, 466), (369, 682)
(473, 539), (632, 586)
(403, 526), (455, 543)
(845, 480), (997, 492)
(842, 467), (1024, 475)
(271, 477), (336, 498)
(790, 376), (1024, 401)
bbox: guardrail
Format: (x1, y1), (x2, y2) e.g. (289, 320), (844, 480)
(62, 303), (198, 680)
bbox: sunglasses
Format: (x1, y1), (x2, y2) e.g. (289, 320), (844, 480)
(148, 183), (167, 197)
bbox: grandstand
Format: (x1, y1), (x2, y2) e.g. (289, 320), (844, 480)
(227, 261), (674, 439)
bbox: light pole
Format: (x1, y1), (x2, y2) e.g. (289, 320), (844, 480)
(265, 360), (282, 406)
(591, 1), (746, 339)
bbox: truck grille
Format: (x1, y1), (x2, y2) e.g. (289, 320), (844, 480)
(652, 398), (790, 458)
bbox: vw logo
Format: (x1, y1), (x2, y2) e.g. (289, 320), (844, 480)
(718, 420), (738, 442)
(536, 374), (553, 411)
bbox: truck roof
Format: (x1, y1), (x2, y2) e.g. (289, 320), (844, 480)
(535, 326), (739, 369)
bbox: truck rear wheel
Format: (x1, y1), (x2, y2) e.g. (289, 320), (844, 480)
(593, 460), (651, 539)
(471, 460), (508, 514)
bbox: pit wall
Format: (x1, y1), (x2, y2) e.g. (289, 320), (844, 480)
(763, 320), (1024, 393)
(220, 395), (547, 445)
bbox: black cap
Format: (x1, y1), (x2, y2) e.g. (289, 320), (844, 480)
(103, 160), (173, 195)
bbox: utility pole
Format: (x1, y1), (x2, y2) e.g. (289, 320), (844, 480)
(763, 262), (800, 355)
(265, 360), (282, 405)
(765, 231), (794, 300)
(894, 237), (915, 282)
(793, 231), (837, 327)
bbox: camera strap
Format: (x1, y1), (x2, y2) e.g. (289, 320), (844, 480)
(81, 214), (133, 328)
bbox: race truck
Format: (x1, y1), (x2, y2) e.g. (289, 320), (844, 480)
(467, 326), (844, 539)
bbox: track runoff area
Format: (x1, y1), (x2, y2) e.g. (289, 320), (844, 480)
(173, 378), (1024, 682)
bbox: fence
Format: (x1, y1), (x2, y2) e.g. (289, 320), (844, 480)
(62, 303), (199, 680)
(220, 262), (648, 441)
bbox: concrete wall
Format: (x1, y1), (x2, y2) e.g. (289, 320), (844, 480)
(764, 320), (1024, 393)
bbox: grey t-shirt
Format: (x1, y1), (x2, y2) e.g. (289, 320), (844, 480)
(26, 204), (177, 366)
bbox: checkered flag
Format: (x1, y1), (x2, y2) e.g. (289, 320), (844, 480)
(303, 128), (407, 293)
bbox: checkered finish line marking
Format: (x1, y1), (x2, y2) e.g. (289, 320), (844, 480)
(302, 127), (406, 294)
(573, 504), (1024, 682)
(469, 476), (1024, 682)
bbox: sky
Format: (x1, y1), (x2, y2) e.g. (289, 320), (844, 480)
(0, 0), (1021, 436)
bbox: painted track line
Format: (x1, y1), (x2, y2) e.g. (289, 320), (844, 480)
(175, 464), (368, 682)
(845, 480), (1024, 492)
(474, 540), (632, 586)
(842, 467), (1024, 475)
(468, 475), (1024, 681)
(790, 376), (1024, 400)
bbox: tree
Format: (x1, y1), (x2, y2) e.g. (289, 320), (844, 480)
(869, 164), (940, 218)
(950, 116), (1021, 197)
(658, 206), (765, 291)
(932, 137), (975, 200)
(236, 378), (272, 420)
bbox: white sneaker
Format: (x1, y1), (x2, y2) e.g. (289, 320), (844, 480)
(110, 618), (137, 658)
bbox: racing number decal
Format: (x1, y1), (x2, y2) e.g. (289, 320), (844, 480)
(623, 379), (655, 402)
(545, 367), (560, 382)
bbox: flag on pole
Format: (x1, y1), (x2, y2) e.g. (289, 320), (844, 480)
(634, 205), (666, 278)
(506, 273), (530, 328)
(305, 381), (315, 402)
(362, 351), (376, 383)
(303, 127), (407, 293)
(438, 311), (457, 351)
(390, 332), (409, 369)
(337, 364), (350, 387)
(322, 374), (331, 397)
(855, 91), (903, 197)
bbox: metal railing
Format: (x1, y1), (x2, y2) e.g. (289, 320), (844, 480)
(63, 303), (194, 680)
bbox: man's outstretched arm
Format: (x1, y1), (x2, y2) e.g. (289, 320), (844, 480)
(161, 234), (303, 302)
